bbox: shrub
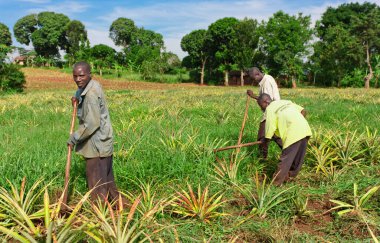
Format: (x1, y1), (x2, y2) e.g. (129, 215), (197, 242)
(0, 64), (26, 92)
(140, 60), (159, 81)
(340, 68), (365, 87)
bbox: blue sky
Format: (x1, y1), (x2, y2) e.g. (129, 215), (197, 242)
(1, 0), (379, 58)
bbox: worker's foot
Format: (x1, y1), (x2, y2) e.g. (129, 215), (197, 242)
(272, 180), (283, 187)
(286, 176), (297, 182)
(111, 195), (131, 211)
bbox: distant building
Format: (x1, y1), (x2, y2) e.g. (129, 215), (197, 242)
(228, 70), (255, 86)
(13, 56), (27, 66)
(13, 55), (35, 66)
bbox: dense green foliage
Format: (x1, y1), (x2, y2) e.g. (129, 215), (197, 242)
(231, 18), (260, 85)
(64, 20), (88, 66)
(107, 17), (183, 80)
(0, 23), (12, 46)
(90, 44), (116, 75)
(0, 64), (25, 92)
(0, 22), (25, 93)
(180, 29), (208, 85)
(261, 11), (313, 88)
(14, 12), (87, 59)
(109, 17), (137, 48)
(206, 17), (239, 86)
(181, 12), (313, 86)
(311, 2), (380, 87)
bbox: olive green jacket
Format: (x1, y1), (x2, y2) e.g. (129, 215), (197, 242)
(67, 79), (113, 158)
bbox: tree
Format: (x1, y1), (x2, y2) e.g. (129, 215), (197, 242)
(65, 20), (88, 66)
(260, 11), (312, 88)
(181, 29), (208, 85)
(135, 28), (164, 48)
(0, 23), (12, 63)
(312, 31), (361, 87)
(14, 12), (70, 58)
(0, 23), (12, 46)
(0, 23), (25, 93)
(373, 55), (380, 88)
(109, 18), (164, 73)
(90, 44), (116, 76)
(314, 2), (380, 87)
(163, 52), (181, 69)
(231, 18), (260, 86)
(316, 2), (377, 39)
(207, 17), (239, 86)
(352, 7), (380, 88)
(13, 14), (37, 46)
(109, 18), (137, 48)
(181, 56), (194, 69)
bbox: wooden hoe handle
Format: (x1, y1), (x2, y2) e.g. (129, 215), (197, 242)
(213, 141), (262, 153)
(62, 100), (78, 205)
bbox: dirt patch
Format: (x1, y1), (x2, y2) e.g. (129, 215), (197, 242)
(293, 197), (333, 237)
(22, 67), (200, 91)
(293, 220), (324, 237)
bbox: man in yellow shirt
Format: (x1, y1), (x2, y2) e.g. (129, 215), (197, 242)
(257, 93), (311, 186)
(246, 67), (282, 159)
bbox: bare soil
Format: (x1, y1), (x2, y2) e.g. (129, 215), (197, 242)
(22, 67), (199, 91)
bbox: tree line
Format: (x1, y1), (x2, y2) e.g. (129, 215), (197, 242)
(0, 1), (379, 89)
(181, 2), (380, 88)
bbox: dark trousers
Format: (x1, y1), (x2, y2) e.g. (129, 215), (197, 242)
(86, 156), (122, 204)
(257, 120), (283, 158)
(273, 137), (309, 185)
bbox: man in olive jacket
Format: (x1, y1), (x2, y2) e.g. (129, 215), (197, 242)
(67, 61), (123, 204)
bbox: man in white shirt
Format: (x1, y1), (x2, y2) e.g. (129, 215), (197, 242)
(247, 67), (282, 159)
(247, 67), (280, 100)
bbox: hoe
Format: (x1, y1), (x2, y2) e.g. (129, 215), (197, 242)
(62, 98), (77, 208)
(214, 94), (261, 153)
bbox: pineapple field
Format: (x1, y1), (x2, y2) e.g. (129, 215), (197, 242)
(0, 68), (379, 242)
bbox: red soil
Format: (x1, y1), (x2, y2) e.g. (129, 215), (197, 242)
(22, 67), (199, 91)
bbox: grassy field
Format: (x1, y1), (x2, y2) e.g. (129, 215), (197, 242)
(0, 68), (379, 241)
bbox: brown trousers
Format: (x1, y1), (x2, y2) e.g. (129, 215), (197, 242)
(86, 156), (122, 203)
(257, 120), (283, 158)
(273, 137), (310, 185)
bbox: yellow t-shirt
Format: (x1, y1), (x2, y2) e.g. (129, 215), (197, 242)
(264, 100), (312, 149)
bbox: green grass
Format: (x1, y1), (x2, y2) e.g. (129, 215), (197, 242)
(0, 85), (379, 241)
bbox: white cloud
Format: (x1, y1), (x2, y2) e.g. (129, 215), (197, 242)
(100, 1), (270, 27)
(97, 1), (274, 59)
(354, 0), (380, 4)
(27, 1), (90, 16)
(164, 37), (186, 58)
(296, 1), (344, 25)
(20, 0), (380, 59)
(17, 0), (50, 3)
(87, 28), (121, 51)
